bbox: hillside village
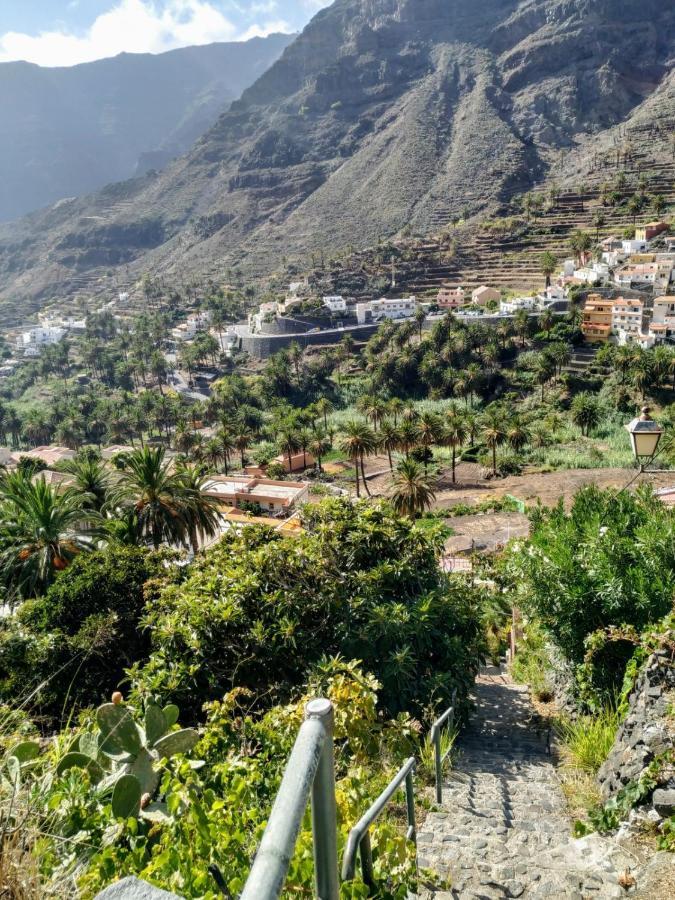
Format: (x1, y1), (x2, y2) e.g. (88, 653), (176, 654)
(4, 3), (675, 897)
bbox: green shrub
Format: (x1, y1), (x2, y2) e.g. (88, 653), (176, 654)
(505, 485), (675, 698)
(132, 498), (485, 720)
(511, 623), (554, 701)
(9, 661), (425, 899)
(0, 546), (174, 726)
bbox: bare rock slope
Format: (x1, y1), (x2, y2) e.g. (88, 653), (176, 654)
(0, 0), (673, 313)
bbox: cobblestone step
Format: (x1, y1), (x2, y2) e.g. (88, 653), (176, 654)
(419, 667), (634, 898)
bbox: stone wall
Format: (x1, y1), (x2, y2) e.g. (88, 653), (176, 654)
(241, 323), (381, 358)
(597, 648), (675, 804)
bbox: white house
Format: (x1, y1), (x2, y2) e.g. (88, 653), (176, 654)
(622, 239), (648, 255)
(573, 267), (601, 285)
(17, 326), (67, 355)
(652, 295), (675, 323)
(323, 296), (347, 314)
(356, 297), (417, 324)
(543, 284), (566, 301)
(500, 296), (537, 315)
(562, 259), (576, 277)
(172, 312), (211, 342)
(248, 302), (278, 334)
(611, 299), (644, 342)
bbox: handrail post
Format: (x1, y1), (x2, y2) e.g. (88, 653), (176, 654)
(359, 830), (374, 889)
(305, 699), (339, 900)
(405, 768), (416, 843)
(434, 727), (442, 804)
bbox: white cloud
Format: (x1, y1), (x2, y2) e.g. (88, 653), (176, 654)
(0, 0), (291, 67)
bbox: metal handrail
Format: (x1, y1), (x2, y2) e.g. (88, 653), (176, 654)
(240, 698), (339, 900)
(341, 756), (417, 889)
(429, 688), (457, 804)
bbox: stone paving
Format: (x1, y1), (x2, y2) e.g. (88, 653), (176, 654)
(419, 667), (635, 899)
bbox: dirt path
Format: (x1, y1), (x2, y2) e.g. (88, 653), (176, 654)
(360, 458), (675, 510)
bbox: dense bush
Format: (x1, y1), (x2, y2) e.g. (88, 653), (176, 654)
(4, 661), (424, 899)
(0, 546), (173, 726)
(504, 485), (675, 697)
(133, 498), (485, 719)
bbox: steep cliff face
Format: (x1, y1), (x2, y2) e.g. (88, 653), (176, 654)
(0, 0), (673, 311)
(0, 34), (293, 222)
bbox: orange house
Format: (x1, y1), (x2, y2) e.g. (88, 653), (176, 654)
(581, 294), (613, 343)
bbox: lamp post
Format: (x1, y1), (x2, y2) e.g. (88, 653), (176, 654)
(625, 407), (665, 471)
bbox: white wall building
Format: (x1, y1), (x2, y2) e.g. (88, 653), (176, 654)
(248, 302), (278, 334)
(611, 299), (644, 342)
(323, 295), (348, 314)
(622, 239), (648, 254)
(500, 296), (537, 315)
(17, 326), (67, 355)
(356, 297), (417, 324)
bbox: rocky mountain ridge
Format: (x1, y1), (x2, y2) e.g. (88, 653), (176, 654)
(0, 34), (293, 222)
(0, 0), (673, 317)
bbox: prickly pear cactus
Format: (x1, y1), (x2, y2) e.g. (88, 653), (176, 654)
(61, 694), (199, 822)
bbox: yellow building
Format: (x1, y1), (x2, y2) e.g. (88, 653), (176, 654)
(581, 294), (613, 342)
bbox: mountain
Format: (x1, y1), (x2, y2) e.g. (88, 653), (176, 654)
(0, 0), (674, 314)
(0, 34), (293, 222)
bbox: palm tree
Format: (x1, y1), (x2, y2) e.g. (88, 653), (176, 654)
(397, 420), (420, 458)
(632, 360), (655, 401)
(388, 397), (405, 426)
(176, 465), (222, 554)
(278, 428), (301, 473)
(60, 456), (111, 512)
(533, 353), (556, 401)
(592, 212), (606, 243)
(114, 446), (193, 549)
(315, 397), (334, 430)
(550, 343), (572, 379)
(539, 251), (557, 288)
(414, 306), (427, 340)
(204, 437), (224, 472)
(358, 396), (387, 432)
(570, 230), (592, 265)
(297, 427), (313, 469)
(444, 413), (468, 484)
(309, 433), (331, 473)
(416, 412), (443, 473)
(480, 409), (508, 476)
(233, 427), (254, 469)
(379, 420), (402, 471)
(571, 393), (601, 437)
(506, 417), (531, 453)
(627, 193), (644, 226)
(390, 458), (437, 518)
(340, 420), (377, 498)
(538, 308), (554, 339)
(513, 309), (530, 348)
(0, 473), (95, 602)
(217, 426), (235, 475)
(652, 194), (667, 218)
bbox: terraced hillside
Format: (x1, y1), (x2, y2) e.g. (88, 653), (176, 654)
(317, 109), (675, 300)
(1, 0), (674, 320)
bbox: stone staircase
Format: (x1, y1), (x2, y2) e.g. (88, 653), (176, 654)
(419, 669), (634, 899)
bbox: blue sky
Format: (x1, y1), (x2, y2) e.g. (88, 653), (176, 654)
(0, 1), (331, 66)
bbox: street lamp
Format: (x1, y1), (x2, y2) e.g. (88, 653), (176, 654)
(626, 407), (664, 468)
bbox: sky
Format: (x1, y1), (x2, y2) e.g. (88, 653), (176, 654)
(0, 0), (332, 67)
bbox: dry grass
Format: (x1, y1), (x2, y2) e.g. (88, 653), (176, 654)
(0, 829), (43, 900)
(558, 768), (603, 822)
